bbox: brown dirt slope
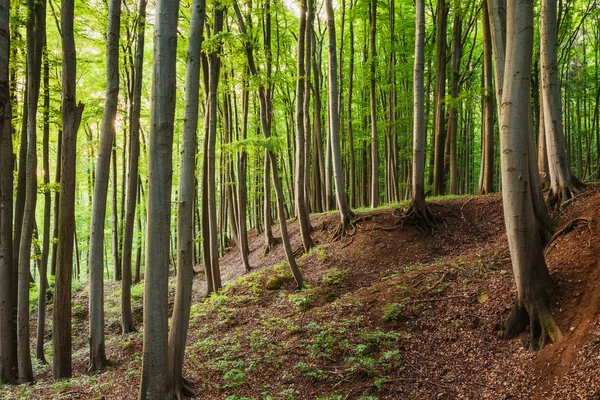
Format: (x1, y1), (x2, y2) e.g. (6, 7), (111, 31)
(3, 186), (600, 399)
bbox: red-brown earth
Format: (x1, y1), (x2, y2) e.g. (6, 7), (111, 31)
(3, 185), (600, 399)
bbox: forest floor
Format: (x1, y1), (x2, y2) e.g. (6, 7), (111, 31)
(4, 185), (600, 399)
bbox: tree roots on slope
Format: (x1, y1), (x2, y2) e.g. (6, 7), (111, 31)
(504, 299), (563, 350)
(546, 178), (586, 210)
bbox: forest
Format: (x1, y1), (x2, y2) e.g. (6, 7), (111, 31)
(1, 0), (600, 397)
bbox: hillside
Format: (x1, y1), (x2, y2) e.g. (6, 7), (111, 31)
(4, 185), (600, 399)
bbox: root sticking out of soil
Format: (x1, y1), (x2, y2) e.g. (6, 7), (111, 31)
(504, 300), (563, 350)
(546, 178), (586, 210)
(398, 201), (442, 234)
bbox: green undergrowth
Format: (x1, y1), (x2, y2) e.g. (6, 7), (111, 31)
(185, 258), (414, 398)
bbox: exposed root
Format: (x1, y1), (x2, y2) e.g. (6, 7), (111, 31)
(504, 300), (563, 350)
(329, 214), (364, 242)
(398, 202), (441, 234)
(546, 178), (586, 210)
(545, 217), (592, 255)
(262, 236), (280, 257)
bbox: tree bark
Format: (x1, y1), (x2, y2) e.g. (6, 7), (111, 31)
(500, 0), (562, 349)
(448, 14), (462, 195)
(0, 0), (16, 380)
(54, 0), (84, 379)
(88, 0), (121, 372)
(479, 0), (495, 194)
(433, 0), (448, 196)
(18, 0), (46, 382)
(294, 0), (314, 253)
(325, 0), (353, 234)
(138, 0), (179, 395)
(36, 34), (50, 363)
(540, 0), (584, 209)
(167, 0), (205, 396)
(369, 0), (378, 207)
(121, 0), (147, 335)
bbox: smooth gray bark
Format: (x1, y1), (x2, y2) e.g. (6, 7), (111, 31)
(88, 0), (121, 372)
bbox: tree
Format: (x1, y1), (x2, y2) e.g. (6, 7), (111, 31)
(325, 0), (353, 235)
(432, 0), (448, 196)
(540, 0), (585, 209)
(89, 0), (121, 372)
(18, 0), (46, 382)
(53, 0), (84, 379)
(232, 0), (304, 289)
(204, 1), (224, 293)
(403, 0), (436, 231)
(0, 0), (16, 381)
(499, 0), (562, 349)
(121, 0), (147, 335)
(369, 0), (378, 207)
(167, 0), (205, 396)
(295, 0), (315, 253)
(138, 0), (179, 395)
(479, 0), (495, 194)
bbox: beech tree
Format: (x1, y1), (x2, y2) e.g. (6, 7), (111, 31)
(0, 0), (16, 382)
(53, 0), (84, 379)
(138, 0), (179, 395)
(167, 0), (205, 396)
(499, 0), (562, 348)
(404, 0), (435, 230)
(540, 0), (585, 209)
(325, 0), (353, 234)
(89, 0), (121, 372)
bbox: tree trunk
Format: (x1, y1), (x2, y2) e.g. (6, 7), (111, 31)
(540, 0), (584, 209)
(121, 0), (146, 334)
(88, 0), (121, 372)
(0, 0), (16, 379)
(138, 0), (179, 395)
(167, 0), (205, 396)
(237, 73), (251, 272)
(405, 0), (435, 230)
(54, 0), (84, 379)
(206, 3), (223, 292)
(36, 35), (50, 363)
(448, 14), (462, 195)
(369, 0), (378, 207)
(111, 139), (121, 281)
(500, 0), (562, 349)
(233, 0), (304, 288)
(433, 0), (448, 196)
(18, 0), (46, 382)
(537, 86), (549, 187)
(294, 0), (314, 253)
(347, 10), (356, 208)
(325, 0), (353, 234)
(480, 0), (495, 194)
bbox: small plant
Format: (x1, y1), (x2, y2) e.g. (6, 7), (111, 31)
(323, 268), (346, 285)
(295, 362), (327, 379)
(221, 368), (246, 388)
(381, 302), (406, 323)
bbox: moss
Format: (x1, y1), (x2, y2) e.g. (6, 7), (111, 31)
(265, 275), (283, 290)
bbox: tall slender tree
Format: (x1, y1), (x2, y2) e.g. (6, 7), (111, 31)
(167, 0), (205, 396)
(404, 0), (435, 230)
(18, 0), (46, 382)
(121, 0), (147, 334)
(540, 0), (585, 208)
(89, 0), (122, 372)
(325, 0), (353, 234)
(369, 0), (378, 207)
(0, 0), (16, 382)
(54, 0), (84, 379)
(295, 0), (314, 253)
(138, 0), (179, 395)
